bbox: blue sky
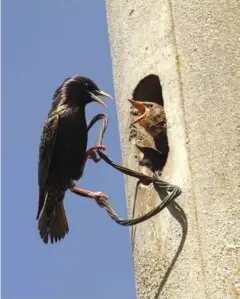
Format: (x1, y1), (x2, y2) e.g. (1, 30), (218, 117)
(2, 1), (136, 298)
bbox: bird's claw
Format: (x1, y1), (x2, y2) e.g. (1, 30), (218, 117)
(87, 151), (100, 162)
(93, 192), (108, 208)
(86, 145), (106, 163)
(86, 145), (105, 155)
(93, 191), (108, 200)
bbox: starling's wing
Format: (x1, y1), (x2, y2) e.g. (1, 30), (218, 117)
(38, 113), (59, 187)
(37, 113), (59, 219)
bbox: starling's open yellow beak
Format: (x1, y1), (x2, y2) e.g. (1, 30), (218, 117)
(128, 99), (147, 124)
(88, 90), (113, 107)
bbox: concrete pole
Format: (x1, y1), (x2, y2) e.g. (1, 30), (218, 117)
(106, 1), (240, 298)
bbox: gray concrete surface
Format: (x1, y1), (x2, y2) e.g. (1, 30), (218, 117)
(106, 0), (240, 298)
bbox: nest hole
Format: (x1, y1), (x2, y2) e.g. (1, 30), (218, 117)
(132, 74), (169, 173)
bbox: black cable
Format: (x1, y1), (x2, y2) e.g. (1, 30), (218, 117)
(72, 113), (182, 226)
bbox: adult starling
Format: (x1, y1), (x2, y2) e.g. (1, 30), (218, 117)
(128, 99), (169, 173)
(37, 76), (112, 244)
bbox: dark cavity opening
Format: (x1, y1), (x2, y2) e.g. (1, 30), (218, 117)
(132, 74), (169, 174)
(132, 74), (164, 106)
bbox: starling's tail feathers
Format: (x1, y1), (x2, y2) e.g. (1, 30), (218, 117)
(38, 192), (69, 244)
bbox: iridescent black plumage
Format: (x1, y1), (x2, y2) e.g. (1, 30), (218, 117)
(37, 76), (112, 244)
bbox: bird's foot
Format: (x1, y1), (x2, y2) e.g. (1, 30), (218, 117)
(86, 145), (106, 163)
(70, 186), (108, 200)
(71, 186), (108, 208)
(90, 191), (108, 200)
(91, 192), (108, 208)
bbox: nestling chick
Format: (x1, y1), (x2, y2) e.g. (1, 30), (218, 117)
(128, 99), (169, 173)
(136, 145), (168, 176)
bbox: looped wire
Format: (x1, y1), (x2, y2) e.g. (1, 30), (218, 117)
(84, 113), (182, 226)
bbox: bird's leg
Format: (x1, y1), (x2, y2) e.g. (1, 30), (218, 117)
(70, 182), (108, 200)
(85, 145), (105, 163)
(71, 183), (108, 207)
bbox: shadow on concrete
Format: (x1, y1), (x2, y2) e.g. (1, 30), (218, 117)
(130, 182), (188, 291)
(154, 186), (188, 299)
(130, 180), (141, 252)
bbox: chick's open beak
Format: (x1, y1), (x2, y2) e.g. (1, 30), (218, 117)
(128, 99), (147, 124)
(88, 90), (113, 107)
